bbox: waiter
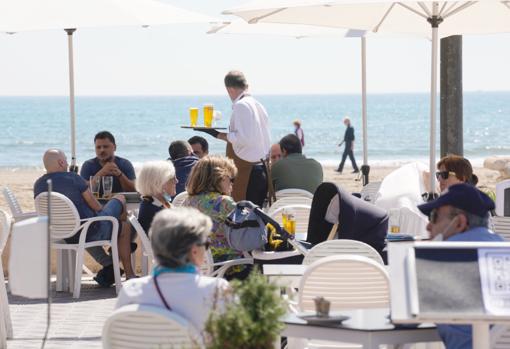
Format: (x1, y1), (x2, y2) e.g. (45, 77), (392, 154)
(206, 71), (271, 205)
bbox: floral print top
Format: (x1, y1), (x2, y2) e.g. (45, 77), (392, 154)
(183, 192), (243, 264)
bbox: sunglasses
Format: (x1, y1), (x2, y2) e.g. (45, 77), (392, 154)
(196, 240), (211, 250)
(428, 208), (439, 224)
(435, 171), (456, 180)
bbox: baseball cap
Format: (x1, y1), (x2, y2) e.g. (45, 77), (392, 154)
(417, 183), (494, 218)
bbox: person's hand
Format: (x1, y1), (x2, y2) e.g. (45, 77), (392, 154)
(197, 128), (220, 138)
(102, 162), (121, 177)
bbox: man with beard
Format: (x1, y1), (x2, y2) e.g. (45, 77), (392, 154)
(81, 131), (136, 193)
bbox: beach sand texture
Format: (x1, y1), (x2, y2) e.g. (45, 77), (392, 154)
(0, 165), (500, 275)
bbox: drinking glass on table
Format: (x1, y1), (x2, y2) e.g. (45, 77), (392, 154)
(102, 176), (113, 199)
(90, 176), (100, 199)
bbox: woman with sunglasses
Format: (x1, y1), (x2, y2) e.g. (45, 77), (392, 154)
(183, 156), (247, 279)
(436, 155), (478, 193)
(116, 207), (229, 334)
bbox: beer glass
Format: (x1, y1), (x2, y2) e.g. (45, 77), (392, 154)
(189, 107), (199, 127)
(203, 104), (213, 127)
(90, 176), (100, 199)
(102, 176), (113, 199)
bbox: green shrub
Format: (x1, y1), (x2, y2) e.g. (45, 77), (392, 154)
(204, 269), (286, 349)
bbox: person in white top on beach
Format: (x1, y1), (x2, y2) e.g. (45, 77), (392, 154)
(211, 70), (271, 206)
(115, 207), (229, 334)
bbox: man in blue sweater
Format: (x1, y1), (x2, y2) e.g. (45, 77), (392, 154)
(168, 140), (198, 198)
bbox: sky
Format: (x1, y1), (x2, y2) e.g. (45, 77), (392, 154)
(1, 0), (510, 96)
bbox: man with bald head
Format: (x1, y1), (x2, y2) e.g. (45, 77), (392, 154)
(34, 149), (137, 286)
(270, 143), (282, 167)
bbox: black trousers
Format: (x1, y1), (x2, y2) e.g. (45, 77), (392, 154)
(246, 164), (267, 207)
(338, 143), (359, 172)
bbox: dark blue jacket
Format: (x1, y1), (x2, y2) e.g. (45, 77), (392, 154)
(170, 155), (198, 197)
(307, 182), (388, 255)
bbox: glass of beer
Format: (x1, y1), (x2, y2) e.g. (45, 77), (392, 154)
(282, 208), (288, 231)
(102, 176), (113, 199)
(388, 208), (400, 234)
(189, 107), (199, 127)
(287, 213), (296, 235)
(90, 176), (100, 199)
(203, 104), (213, 128)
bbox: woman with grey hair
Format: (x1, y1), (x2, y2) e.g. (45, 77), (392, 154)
(136, 160), (177, 233)
(115, 207), (229, 333)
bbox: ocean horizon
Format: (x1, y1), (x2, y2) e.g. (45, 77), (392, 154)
(1, 92), (509, 169)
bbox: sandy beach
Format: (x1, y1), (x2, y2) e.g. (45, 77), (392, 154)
(0, 164), (501, 275)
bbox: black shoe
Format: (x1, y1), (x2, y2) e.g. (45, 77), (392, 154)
(352, 170), (360, 174)
(335, 169), (343, 173)
(94, 265), (124, 288)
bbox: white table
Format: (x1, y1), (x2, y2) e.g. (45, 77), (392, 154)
(263, 264), (306, 288)
(283, 308), (441, 349)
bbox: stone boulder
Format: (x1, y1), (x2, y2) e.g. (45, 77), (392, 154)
(484, 156), (510, 180)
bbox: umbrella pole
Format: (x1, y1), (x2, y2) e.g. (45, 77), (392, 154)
(427, 4), (441, 200)
(361, 36), (370, 186)
(65, 28), (78, 173)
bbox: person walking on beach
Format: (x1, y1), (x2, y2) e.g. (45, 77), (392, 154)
(293, 119), (305, 147)
(201, 71), (270, 206)
(336, 117), (359, 174)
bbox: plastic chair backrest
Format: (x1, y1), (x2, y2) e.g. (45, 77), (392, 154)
(298, 255), (390, 311)
(275, 188), (314, 200)
(2, 187), (23, 217)
(267, 197), (312, 215)
(270, 204), (311, 235)
(172, 191), (189, 207)
(0, 209), (11, 251)
(200, 250), (214, 276)
(492, 216), (510, 241)
(303, 239), (384, 265)
(34, 192), (80, 240)
(128, 214), (153, 258)
(360, 181), (382, 203)
(102, 304), (201, 349)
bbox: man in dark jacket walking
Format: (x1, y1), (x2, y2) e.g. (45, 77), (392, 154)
(168, 140), (198, 198)
(337, 117), (359, 174)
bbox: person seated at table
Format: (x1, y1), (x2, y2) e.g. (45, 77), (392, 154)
(436, 155), (478, 193)
(116, 207), (230, 333)
(34, 149), (136, 284)
(269, 143), (282, 167)
(80, 130), (137, 282)
(188, 135), (209, 159)
(183, 156), (247, 279)
(167, 140), (198, 197)
(136, 160), (177, 234)
(271, 134), (323, 194)
(417, 183), (503, 349)
(80, 130), (136, 193)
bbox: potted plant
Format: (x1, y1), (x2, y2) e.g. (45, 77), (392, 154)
(204, 270), (287, 349)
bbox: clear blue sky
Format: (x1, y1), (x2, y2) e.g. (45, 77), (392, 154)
(1, 0), (509, 96)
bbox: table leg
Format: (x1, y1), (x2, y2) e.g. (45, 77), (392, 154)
(472, 323), (490, 349)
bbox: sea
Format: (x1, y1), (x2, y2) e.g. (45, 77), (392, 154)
(1, 92), (509, 169)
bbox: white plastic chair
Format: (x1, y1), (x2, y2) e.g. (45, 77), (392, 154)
(128, 214), (154, 276)
(302, 239), (384, 266)
(2, 186), (37, 222)
(34, 192), (121, 298)
(360, 181), (382, 203)
(492, 216), (510, 241)
(270, 204), (311, 235)
(172, 191), (189, 207)
(267, 197), (312, 215)
(292, 255), (390, 349)
(0, 209), (13, 343)
(102, 304), (202, 349)
(275, 188), (314, 200)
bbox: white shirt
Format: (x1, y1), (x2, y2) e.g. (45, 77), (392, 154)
(115, 273), (229, 333)
(227, 92), (271, 162)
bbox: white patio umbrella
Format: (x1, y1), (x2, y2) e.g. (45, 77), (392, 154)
(208, 20), (372, 181)
(0, 0), (217, 169)
(224, 0), (510, 198)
